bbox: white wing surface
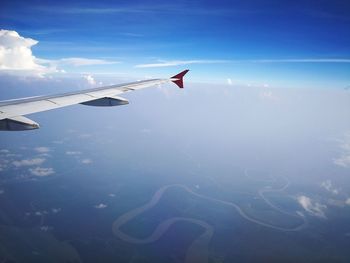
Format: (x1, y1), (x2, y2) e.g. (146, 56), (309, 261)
(0, 70), (189, 131)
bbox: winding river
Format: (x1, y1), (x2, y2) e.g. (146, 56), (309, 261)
(112, 183), (306, 262)
(112, 185), (213, 263)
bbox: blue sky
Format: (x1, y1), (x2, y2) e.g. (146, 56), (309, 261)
(1, 0), (350, 88)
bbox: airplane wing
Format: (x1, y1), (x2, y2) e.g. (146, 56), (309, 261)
(0, 70), (189, 131)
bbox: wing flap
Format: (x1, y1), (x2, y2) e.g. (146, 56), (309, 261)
(81, 96), (129, 106)
(47, 93), (96, 105)
(0, 116), (39, 131)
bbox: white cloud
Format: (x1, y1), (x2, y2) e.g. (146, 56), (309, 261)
(81, 159), (92, 164)
(29, 167), (54, 177)
(0, 29), (119, 75)
(135, 59), (227, 68)
(35, 147), (50, 153)
(340, 136), (350, 151)
(12, 158), (45, 167)
(334, 156), (350, 168)
(51, 208), (61, 213)
(346, 198), (350, 205)
(333, 132), (350, 168)
(297, 195), (327, 218)
(94, 203), (107, 209)
(65, 151), (81, 155)
(321, 180), (340, 195)
(83, 74), (96, 85)
(0, 29), (48, 72)
(227, 78), (233, 85)
(0, 149), (10, 153)
(109, 193), (116, 197)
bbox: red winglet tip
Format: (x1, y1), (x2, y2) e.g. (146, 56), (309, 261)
(171, 69), (189, 88)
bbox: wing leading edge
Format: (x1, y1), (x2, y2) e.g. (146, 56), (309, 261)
(0, 70), (189, 131)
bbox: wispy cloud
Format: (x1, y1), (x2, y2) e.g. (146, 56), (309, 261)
(34, 147), (50, 153)
(297, 195), (327, 218)
(334, 156), (350, 168)
(65, 151), (82, 156)
(94, 203), (107, 209)
(51, 208), (62, 213)
(29, 167), (54, 177)
(135, 60), (228, 68)
(33, 5), (263, 17)
(135, 58), (350, 68)
(249, 59), (350, 63)
(37, 7), (149, 15)
(333, 132), (350, 168)
(79, 133), (92, 139)
(81, 159), (92, 164)
(321, 180), (340, 195)
(39, 57), (119, 67)
(12, 158), (45, 167)
(40, 226), (51, 232)
(0, 158), (9, 172)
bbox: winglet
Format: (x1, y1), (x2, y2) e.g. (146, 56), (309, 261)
(170, 69), (189, 88)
